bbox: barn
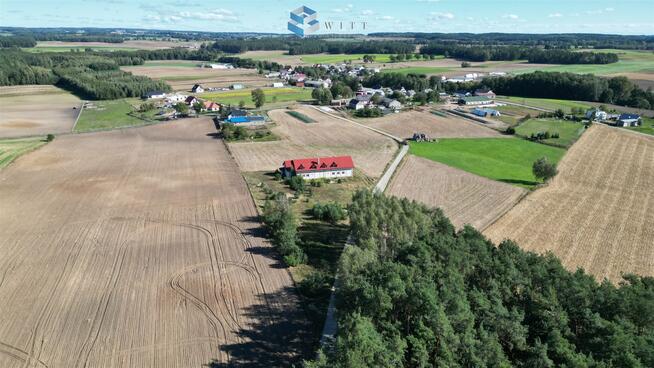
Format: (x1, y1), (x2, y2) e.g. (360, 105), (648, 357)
(281, 156), (354, 180)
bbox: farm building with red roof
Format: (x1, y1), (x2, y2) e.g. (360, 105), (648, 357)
(281, 156), (354, 180)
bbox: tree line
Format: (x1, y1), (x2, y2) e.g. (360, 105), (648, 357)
(420, 44), (619, 64)
(205, 37), (415, 55)
(0, 35), (37, 48)
(481, 72), (654, 109)
(307, 190), (654, 368)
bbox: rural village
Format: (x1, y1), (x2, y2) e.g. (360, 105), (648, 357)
(0, 10), (653, 368)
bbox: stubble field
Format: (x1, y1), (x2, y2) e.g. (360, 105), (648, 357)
(360, 110), (505, 139)
(387, 155), (527, 229)
(0, 85), (82, 138)
(484, 125), (654, 282)
(227, 106), (398, 178)
(0, 118), (308, 367)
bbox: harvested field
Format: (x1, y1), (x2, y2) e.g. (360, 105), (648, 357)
(227, 105), (398, 178)
(387, 155), (527, 229)
(121, 64), (271, 91)
(0, 85), (82, 138)
(239, 50), (304, 66)
(360, 110), (504, 139)
(0, 118), (309, 367)
(485, 125), (654, 282)
(33, 40), (201, 51)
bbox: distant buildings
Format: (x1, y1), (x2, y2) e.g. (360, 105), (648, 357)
(472, 107), (501, 117)
(202, 101), (220, 112)
(191, 84), (204, 93)
(474, 88), (496, 99)
(458, 96), (494, 106)
(143, 91), (167, 99)
(231, 84), (244, 90)
(201, 63), (233, 69)
(281, 156), (354, 180)
(585, 108), (608, 121)
(617, 113), (642, 127)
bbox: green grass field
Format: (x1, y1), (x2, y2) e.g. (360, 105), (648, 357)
(300, 53), (392, 64)
(626, 117), (654, 136)
(381, 66), (453, 75)
(515, 49), (654, 76)
(75, 98), (153, 132)
(410, 138), (566, 188)
(142, 60), (203, 68)
(515, 118), (586, 147)
(498, 96), (592, 113)
(0, 137), (47, 169)
(200, 87), (313, 107)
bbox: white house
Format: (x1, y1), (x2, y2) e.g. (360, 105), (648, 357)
(167, 93), (188, 103)
(143, 91), (166, 99)
(585, 108), (607, 121)
(231, 84), (244, 90)
(281, 156), (354, 180)
(617, 113), (642, 127)
(272, 82), (284, 88)
(191, 84), (204, 93)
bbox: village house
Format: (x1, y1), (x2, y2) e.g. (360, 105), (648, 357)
(202, 100), (220, 112)
(348, 95), (372, 110)
(281, 156), (355, 180)
(472, 107), (501, 117)
(166, 93), (188, 103)
(381, 97), (402, 110)
(265, 72), (281, 78)
(474, 88), (496, 99)
(272, 82), (284, 88)
(585, 108), (608, 121)
(231, 84), (244, 90)
(616, 113), (642, 127)
(191, 84), (204, 93)
(184, 96), (198, 105)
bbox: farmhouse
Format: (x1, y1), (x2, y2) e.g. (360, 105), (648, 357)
(281, 156), (355, 180)
(348, 95), (371, 110)
(585, 108), (608, 121)
(272, 82), (284, 88)
(166, 93), (188, 103)
(474, 88), (496, 99)
(305, 79), (331, 88)
(204, 63), (233, 69)
(459, 96), (493, 106)
(143, 91), (167, 99)
(192, 84), (204, 93)
(202, 100), (220, 112)
(185, 96), (198, 105)
(472, 107), (501, 117)
(231, 84), (244, 90)
(381, 97), (402, 110)
(616, 113), (642, 127)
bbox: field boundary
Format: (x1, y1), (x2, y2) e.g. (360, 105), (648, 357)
(70, 100), (85, 132)
(309, 105), (404, 144)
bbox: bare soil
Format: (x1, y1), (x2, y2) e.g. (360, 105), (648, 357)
(484, 124), (654, 282)
(387, 155), (527, 229)
(227, 105), (398, 178)
(121, 66), (271, 91)
(360, 110), (505, 139)
(0, 85), (82, 138)
(0, 118), (309, 367)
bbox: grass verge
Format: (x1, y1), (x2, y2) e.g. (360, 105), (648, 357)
(515, 118), (587, 147)
(0, 137), (47, 169)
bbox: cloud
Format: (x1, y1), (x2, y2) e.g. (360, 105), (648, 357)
(361, 9), (374, 15)
(502, 14), (519, 20)
(548, 13), (563, 18)
(377, 15), (394, 20)
(585, 7), (614, 15)
(605, 7), (615, 12)
(430, 12), (455, 20)
(145, 8), (238, 24)
(333, 4), (354, 13)
(417, 0), (441, 2)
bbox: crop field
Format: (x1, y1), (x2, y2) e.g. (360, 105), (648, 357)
(28, 40), (201, 52)
(300, 53), (392, 64)
(0, 85), (82, 138)
(360, 110), (505, 139)
(515, 118), (587, 147)
(0, 118), (309, 367)
(410, 138), (566, 188)
(121, 64), (270, 91)
(381, 66), (453, 75)
(515, 49), (654, 77)
(485, 125), (654, 282)
(227, 106), (398, 178)
(387, 155), (527, 229)
(0, 136), (46, 169)
(200, 87), (313, 108)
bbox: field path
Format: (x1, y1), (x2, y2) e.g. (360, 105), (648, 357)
(0, 117), (309, 367)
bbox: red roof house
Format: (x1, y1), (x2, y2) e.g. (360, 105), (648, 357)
(281, 156), (354, 179)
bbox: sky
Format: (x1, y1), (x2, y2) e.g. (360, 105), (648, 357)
(1, 0), (653, 35)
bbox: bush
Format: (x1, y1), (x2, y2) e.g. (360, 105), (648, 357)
(46, 134), (55, 142)
(286, 175), (306, 192)
(262, 195), (306, 266)
(532, 156), (558, 182)
(312, 202), (347, 224)
(505, 127), (515, 135)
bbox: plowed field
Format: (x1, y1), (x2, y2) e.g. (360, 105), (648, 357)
(485, 125), (654, 282)
(0, 118), (308, 367)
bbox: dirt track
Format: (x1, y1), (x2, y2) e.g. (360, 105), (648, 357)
(485, 125), (654, 282)
(0, 118), (308, 367)
(361, 110), (505, 139)
(228, 106), (398, 178)
(387, 155), (527, 229)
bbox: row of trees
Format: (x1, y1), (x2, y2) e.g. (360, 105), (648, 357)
(262, 194), (306, 266)
(0, 35), (37, 48)
(362, 73), (442, 93)
(482, 72), (654, 109)
(307, 190), (654, 367)
(419, 44), (619, 64)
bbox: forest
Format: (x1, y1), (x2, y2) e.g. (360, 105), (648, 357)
(207, 38), (415, 55)
(0, 49), (169, 99)
(481, 72), (654, 109)
(307, 190), (654, 368)
(0, 35), (37, 48)
(419, 44), (618, 64)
